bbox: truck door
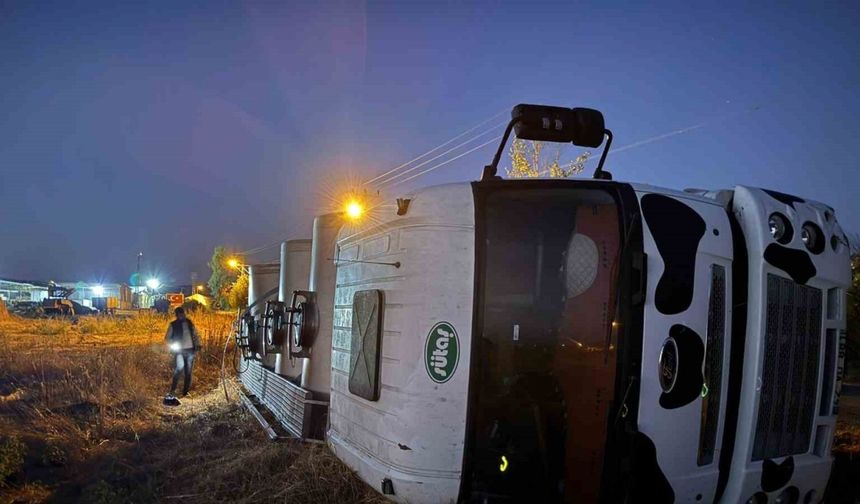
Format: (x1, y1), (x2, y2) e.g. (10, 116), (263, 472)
(463, 181), (643, 503)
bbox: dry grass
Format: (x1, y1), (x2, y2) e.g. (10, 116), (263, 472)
(5, 310), (854, 502)
(834, 393), (860, 455)
(0, 313), (384, 504)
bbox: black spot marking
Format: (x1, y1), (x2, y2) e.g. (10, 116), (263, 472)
(763, 244), (816, 285)
(659, 325), (705, 410)
(629, 432), (675, 503)
(761, 456), (794, 492)
(778, 487), (800, 502)
(397, 443), (412, 450)
(747, 491), (767, 504)
(763, 189), (805, 208)
(641, 194), (706, 315)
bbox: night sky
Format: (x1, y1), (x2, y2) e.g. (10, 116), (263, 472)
(2, 1), (858, 285)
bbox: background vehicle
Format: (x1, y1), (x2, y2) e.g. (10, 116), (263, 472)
(41, 283), (76, 317)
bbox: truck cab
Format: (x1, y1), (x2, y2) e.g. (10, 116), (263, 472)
(237, 104), (850, 503)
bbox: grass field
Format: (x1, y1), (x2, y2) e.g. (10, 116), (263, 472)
(0, 312), (384, 504)
(0, 312), (858, 502)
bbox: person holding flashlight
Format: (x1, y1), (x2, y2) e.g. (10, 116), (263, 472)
(164, 307), (201, 404)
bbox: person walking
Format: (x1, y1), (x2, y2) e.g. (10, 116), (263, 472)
(164, 307), (201, 403)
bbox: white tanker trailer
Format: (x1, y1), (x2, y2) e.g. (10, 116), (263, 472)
(235, 104), (850, 503)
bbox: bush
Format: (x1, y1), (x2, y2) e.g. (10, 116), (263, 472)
(0, 435), (26, 486)
(182, 299), (205, 312)
(80, 479), (126, 504)
(41, 442), (67, 467)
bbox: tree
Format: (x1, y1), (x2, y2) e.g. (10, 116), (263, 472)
(506, 139), (591, 179)
(207, 246), (237, 310)
(846, 238), (860, 382)
(226, 271), (249, 310)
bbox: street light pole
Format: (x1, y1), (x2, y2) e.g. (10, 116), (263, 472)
(136, 252), (143, 289)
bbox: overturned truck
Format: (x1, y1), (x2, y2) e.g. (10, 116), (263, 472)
(235, 104), (850, 503)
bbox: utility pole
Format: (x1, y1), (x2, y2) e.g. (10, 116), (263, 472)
(136, 252), (143, 289)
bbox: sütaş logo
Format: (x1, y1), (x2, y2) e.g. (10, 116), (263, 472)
(425, 322), (459, 384)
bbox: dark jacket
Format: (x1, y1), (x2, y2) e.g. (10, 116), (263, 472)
(165, 319), (201, 352)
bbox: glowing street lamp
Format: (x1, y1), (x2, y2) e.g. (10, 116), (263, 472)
(146, 278), (161, 290)
(196, 284), (205, 292)
(91, 285), (105, 297)
(344, 198), (365, 221)
(226, 257), (249, 275)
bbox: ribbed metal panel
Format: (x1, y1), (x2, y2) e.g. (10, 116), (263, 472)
(820, 329), (837, 416)
(752, 274), (822, 461)
(240, 360), (318, 438)
(699, 264), (726, 466)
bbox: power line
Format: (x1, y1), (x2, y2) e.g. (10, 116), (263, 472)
(236, 222), (308, 257)
(235, 109), (508, 256)
(384, 135), (502, 189)
(597, 105), (762, 160)
(237, 239), (286, 256)
(238, 105), (762, 254)
(374, 120), (507, 188)
(610, 123), (708, 155)
(363, 109), (507, 186)
(381, 104), (763, 189)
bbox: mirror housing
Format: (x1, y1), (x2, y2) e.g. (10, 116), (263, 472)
(512, 104), (606, 148)
(481, 103), (612, 181)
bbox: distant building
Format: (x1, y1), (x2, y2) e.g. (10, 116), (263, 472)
(0, 278), (50, 303)
(0, 278), (137, 308)
(56, 282), (125, 307)
(165, 284), (193, 296)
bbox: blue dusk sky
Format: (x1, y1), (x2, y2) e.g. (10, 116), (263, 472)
(1, 1), (858, 283)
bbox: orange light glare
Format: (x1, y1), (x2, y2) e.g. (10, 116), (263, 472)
(344, 199), (365, 220)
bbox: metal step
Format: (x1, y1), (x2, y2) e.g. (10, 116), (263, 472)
(238, 389), (284, 441)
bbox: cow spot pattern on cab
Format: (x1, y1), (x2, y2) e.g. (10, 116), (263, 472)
(761, 456), (795, 493)
(762, 189), (805, 209)
(641, 194), (706, 315)
(629, 431), (675, 503)
(763, 244), (816, 285)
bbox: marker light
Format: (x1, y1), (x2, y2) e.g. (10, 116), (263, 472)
(801, 222), (824, 254)
(146, 278), (161, 290)
(92, 285), (105, 297)
(344, 199), (365, 221)
(499, 455), (508, 472)
(768, 213), (791, 244)
(169, 342), (181, 352)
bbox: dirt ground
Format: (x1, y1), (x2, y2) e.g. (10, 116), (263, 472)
(0, 314), (384, 504)
(830, 393), (860, 503)
(1, 313), (858, 503)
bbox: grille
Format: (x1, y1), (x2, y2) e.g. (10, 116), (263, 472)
(699, 264), (726, 466)
(820, 329), (837, 416)
(752, 274), (822, 461)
